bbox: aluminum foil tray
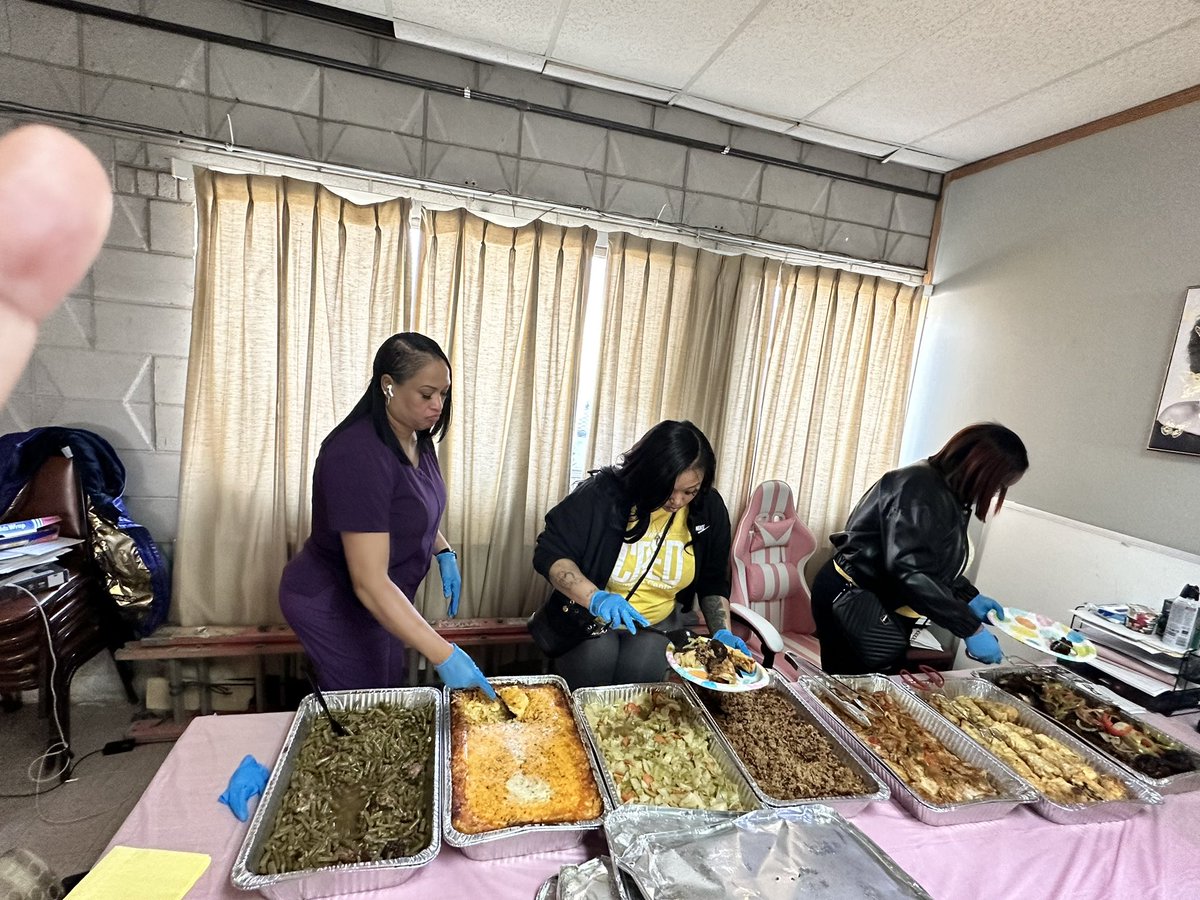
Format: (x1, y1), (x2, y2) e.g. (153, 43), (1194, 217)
(442, 675), (610, 861)
(572, 682), (760, 813)
(535, 876), (558, 900)
(682, 673), (889, 816)
(604, 804), (932, 899)
(793, 675), (1037, 826)
(231, 686), (442, 899)
(975, 664), (1200, 795)
(557, 855), (630, 900)
(916, 677), (1161, 823)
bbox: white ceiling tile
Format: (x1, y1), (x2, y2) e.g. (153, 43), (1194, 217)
(389, 1), (562, 55)
(912, 19), (1200, 161)
(551, 0), (761, 89)
(807, 0), (1200, 145)
(689, 0), (979, 120)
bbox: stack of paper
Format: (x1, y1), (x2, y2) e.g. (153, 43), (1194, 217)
(0, 535), (83, 576)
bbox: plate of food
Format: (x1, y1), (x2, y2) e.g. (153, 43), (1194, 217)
(666, 636), (771, 692)
(987, 607), (1097, 662)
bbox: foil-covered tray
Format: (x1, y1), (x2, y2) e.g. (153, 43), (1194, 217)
(975, 665), (1200, 795)
(557, 856), (630, 900)
(681, 673), (889, 816)
(914, 677), (1161, 823)
(604, 804), (932, 899)
(572, 682), (760, 812)
(231, 687), (442, 898)
(442, 674), (610, 861)
(793, 675), (1037, 826)
(535, 876), (558, 900)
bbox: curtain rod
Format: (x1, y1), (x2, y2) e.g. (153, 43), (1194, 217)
(0, 101), (926, 285)
(30, 0), (939, 203)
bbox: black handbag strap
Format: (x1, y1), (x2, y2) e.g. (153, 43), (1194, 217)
(621, 510), (676, 603)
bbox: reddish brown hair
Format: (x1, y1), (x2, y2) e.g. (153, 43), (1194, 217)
(928, 423), (1028, 521)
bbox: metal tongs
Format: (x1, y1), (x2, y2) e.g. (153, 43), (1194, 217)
(782, 650), (880, 728)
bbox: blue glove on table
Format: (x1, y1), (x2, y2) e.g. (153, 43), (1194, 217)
(964, 628), (1003, 664)
(588, 591), (649, 633)
(712, 628), (751, 656)
(435, 644), (496, 699)
(219, 754), (270, 822)
(968, 594), (1005, 623)
(436, 550), (461, 617)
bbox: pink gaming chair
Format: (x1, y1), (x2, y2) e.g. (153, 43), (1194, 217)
(727, 480), (820, 672)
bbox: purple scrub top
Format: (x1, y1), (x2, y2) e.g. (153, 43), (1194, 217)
(279, 417), (446, 689)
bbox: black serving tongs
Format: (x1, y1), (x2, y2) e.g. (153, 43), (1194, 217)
(306, 664), (350, 737)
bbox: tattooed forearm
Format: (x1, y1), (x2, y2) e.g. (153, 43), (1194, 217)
(699, 595), (728, 633)
(548, 559), (596, 606)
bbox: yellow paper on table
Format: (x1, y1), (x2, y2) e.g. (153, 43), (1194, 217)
(67, 846), (210, 900)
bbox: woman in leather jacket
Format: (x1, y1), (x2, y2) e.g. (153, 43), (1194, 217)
(811, 423), (1029, 674)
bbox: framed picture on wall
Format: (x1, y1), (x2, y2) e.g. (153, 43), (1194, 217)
(1148, 286), (1200, 456)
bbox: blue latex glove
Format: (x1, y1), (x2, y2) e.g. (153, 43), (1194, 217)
(588, 591), (649, 634)
(964, 628), (1004, 664)
(968, 594), (1005, 623)
(436, 551), (461, 617)
(712, 628), (751, 657)
(435, 644), (496, 699)
(218, 754), (270, 822)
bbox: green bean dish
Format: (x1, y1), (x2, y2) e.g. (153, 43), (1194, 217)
(256, 703), (435, 875)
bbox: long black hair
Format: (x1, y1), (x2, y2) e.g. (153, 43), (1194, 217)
(928, 422), (1028, 521)
(323, 332), (452, 464)
(607, 420), (717, 541)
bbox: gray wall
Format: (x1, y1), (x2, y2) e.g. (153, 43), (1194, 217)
(904, 100), (1200, 556)
(1, 0), (937, 568)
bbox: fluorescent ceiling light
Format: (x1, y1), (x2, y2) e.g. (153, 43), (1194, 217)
(541, 61), (675, 103)
(391, 20), (545, 72)
(673, 95), (795, 134)
(786, 123), (895, 157)
(882, 147), (962, 173)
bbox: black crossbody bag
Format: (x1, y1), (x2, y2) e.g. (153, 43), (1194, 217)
(528, 513), (675, 658)
(831, 583), (911, 671)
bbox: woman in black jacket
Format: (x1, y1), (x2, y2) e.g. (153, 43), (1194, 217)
(812, 422), (1029, 674)
(532, 420), (747, 689)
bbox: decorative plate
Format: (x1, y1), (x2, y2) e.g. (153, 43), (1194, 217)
(665, 643), (771, 693)
(988, 607), (1097, 661)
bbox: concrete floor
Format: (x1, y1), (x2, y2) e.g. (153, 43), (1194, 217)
(0, 690), (172, 883)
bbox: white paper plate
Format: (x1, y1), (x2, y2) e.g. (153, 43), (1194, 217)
(665, 643), (771, 693)
(988, 607), (1097, 661)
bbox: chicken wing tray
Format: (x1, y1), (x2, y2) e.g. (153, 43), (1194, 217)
(572, 682), (759, 812)
(794, 675), (1037, 826)
(231, 687), (442, 899)
(975, 665), (1200, 795)
(682, 673), (889, 815)
(442, 675), (609, 861)
(916, 677), (1160, 823)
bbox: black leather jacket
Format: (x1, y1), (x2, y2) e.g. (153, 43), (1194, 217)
(831, 461), (981, 638)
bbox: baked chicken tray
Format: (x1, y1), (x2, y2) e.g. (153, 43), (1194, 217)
(681, 672), (889, 816)
(231, 687), (443, 899)
(975, 665), (1200, 795)
(912, 677), (1161, 823)
(442, 675), (610, 860)
(794, 675), (1038, 826)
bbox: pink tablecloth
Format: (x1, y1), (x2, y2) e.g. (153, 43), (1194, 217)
(106, 704), (1200, 900)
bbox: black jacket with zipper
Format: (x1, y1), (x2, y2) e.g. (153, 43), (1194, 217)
(831, 460), (982, 638)
(533, 469), (732, 619)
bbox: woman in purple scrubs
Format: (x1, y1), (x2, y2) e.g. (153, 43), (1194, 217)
(279, 333), (494, 695)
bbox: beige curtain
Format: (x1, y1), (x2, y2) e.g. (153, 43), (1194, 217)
(174, 171), (408, 625)
(413, 209), (595, 618)
(588, 234), (774, 511)
(749, 266), (926, 546)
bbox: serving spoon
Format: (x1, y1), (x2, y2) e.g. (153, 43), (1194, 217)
(306, 665), (350, 737)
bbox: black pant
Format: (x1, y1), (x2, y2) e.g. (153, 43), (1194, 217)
(810, 559), (912, 675)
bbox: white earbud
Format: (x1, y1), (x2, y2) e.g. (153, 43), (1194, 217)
(385, 385), (394, 400)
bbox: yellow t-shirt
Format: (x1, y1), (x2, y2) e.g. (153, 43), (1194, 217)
(604, 506), (695, 625)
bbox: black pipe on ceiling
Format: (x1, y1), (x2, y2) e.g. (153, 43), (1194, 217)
(29, 0), (939, 201)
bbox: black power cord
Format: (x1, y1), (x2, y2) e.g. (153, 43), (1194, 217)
(0, 739), (140, 799)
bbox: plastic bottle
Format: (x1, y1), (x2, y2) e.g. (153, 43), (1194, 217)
(1161, 584), (1200, 651)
